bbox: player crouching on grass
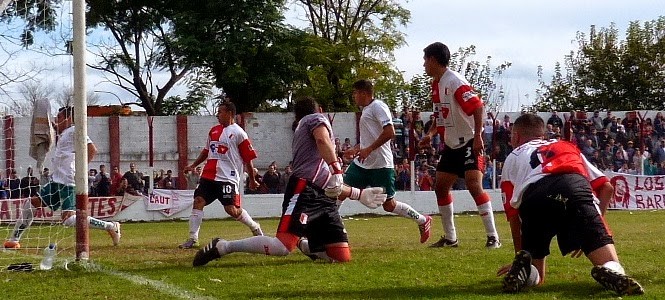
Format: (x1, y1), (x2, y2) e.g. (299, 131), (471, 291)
(193, 97), (387, 266)
(4, 106), (120, 249)
(497, 113), (643, 296)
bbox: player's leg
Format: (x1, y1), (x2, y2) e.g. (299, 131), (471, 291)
(221, 181), (262, 236)
(430, 169), (458, 247)
(58, 185), (121, 245)
(301, 203), (351, 262)
(4, 195), (44, 248)
(180, 179), (215, 248)
(374, 168), (431, 243)
(465, 169), (500, 248)
(561, 175), (644, 295)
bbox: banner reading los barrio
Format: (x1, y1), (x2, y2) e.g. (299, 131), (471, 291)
(607, 172), (665, 210)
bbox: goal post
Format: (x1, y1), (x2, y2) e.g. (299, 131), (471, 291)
(72, 0), (89, 262)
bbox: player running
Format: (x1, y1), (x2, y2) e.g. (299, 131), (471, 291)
(179, 101), (263, 249)
(192, 97), (386, 266)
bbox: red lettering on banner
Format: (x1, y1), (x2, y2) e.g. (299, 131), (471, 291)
(633, 176), (665, 192)
(89, 198), (97, 215)
(106, 197), (117, 216)
(150, 195), (170, 205)
(97, 198), (107, 217)
(635, 194), (665, 209)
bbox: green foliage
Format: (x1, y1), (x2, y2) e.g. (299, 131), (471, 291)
(167, 0), (309, 113)
(86, 0), (192, 115)
(534, 17), (665, 112)
(295, 0), (410, 111)
(405, 45), (511, 113)
(0, 0), (61, 46)
(3, 211), (663, 299)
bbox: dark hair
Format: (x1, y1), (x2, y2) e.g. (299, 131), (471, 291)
(423, 42), (451, 66)
(58, 106), (74, 119)
(514, 113), (545, 138)
(352, 79), (374, 94)
(219, 101), (237, 115)
(293, 96), (319, 131)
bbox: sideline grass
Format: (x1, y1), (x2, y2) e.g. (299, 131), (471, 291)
(1, 210), (663, 299)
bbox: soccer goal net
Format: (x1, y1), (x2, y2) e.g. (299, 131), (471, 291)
(0, 117), (77, 270)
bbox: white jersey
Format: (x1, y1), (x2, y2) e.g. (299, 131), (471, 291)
(500, 139), (608, 216)
(51, 126), (92, 186)
(201, 123), (257, 189)
(431, 69), (483, 149)
(354, 99), (394, 169)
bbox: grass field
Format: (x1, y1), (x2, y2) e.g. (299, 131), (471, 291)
(0, 210), (663, 300)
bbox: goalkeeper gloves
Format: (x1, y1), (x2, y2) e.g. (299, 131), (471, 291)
(349, 187), (386, 209)
(324, 161), (344, 198)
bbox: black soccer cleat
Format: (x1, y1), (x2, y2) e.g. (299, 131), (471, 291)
(591, 266), (644, 296)
(502, 250), (532, 293)
(193, 237), (223, 267)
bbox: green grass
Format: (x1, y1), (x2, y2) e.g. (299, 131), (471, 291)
(1, 210), (663, 299)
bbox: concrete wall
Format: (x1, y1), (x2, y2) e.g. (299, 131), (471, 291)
(1, 109), (656, 176)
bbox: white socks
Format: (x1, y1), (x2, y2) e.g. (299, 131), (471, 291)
(9, 200), (35, 242)
(392, 201), (427, 225)
(527, 264), (540, 286)
(188, 209), (204, 240)
(222, 236), (290, 256)
(603, 260), (626, 275)
(235, 208), (261, 232)
(477, 202), (499, 238)
(438, 203), (457, 241)
(297, 238), (333, 262)
(62, 215), (116, 230)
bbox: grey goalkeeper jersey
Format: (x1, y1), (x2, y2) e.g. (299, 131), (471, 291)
(291, 113), (334, 190)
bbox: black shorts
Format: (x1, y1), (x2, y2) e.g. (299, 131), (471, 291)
(520, 173), (614, 259)
(277, 176), (348, 253)
(194, 178), (240, 207)
(436, 138), (484, 177)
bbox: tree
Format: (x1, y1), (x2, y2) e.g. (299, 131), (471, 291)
(294, 0), (410, 111)
(404, 45), (511, 114)
(533, 17), (665, 111)
(85, 0), (193, 115)
(0, 0), (60, 46)
(6, 79), (52, 116)
(55, 86), (102, 108)
(168, 0), (310, 113)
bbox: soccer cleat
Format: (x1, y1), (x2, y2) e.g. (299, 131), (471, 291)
(419, 215), (432, 243)
(502, 250), (532, 293)
(193, 237), (224, 267)
(251, 227), (264, 237)
(108, 222), (121, 246)
(429, 236), (459, 248)
(297, 238), (319, 261)
(591, 266), (644, 296)
(3, 240), (20, 249)
(179, 238), (200, 249)
(485, 235), (502, 249)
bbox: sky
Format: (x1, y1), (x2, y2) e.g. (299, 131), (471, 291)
(0, 0), (663, 113)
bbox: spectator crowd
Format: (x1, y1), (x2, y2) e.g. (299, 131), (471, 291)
(2, 109), (661, 198)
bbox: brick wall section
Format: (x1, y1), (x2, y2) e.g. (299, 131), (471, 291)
(176, 115), (188, 189)
(3, 116), (13, 173)
(109, 116), (120, 169)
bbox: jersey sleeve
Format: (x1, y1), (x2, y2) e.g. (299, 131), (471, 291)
(453, 84), (483, 116)
(500, 180), (519, 219)
(237, 130), (257, 163)
(580, 153), (609, 190)
(306, 114), (333, 137)
(375, 102), (394, 128)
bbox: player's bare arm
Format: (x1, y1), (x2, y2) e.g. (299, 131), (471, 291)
(185, 150), (208, 173)
(87, 142), (97, 163)
(419, 121), (438, 148)
(595, 182), (614, 216)
(245, 161), (259, 190)
(472, 106), (485, 155)
(358, 124), (395, 162)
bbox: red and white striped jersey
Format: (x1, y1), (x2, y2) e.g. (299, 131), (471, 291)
(200, 123), (257, 188)
(500, 139), (609, 218)
(431, 69), (483, 149)
(432, 69), (483, 149)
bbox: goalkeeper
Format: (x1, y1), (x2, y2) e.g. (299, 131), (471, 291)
(4, 107), (121, 249)
(193, 97), (386, 266)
